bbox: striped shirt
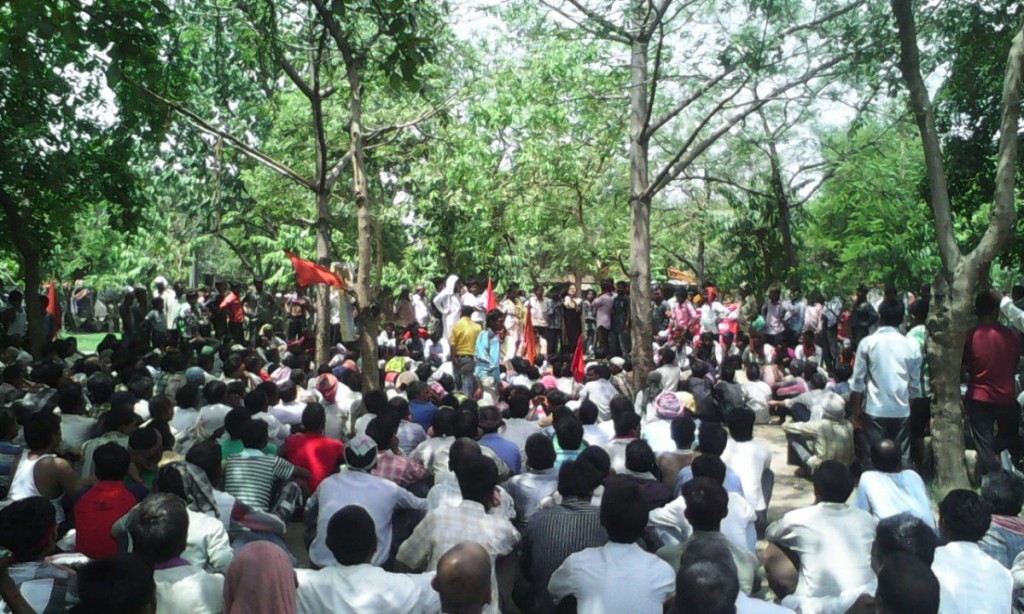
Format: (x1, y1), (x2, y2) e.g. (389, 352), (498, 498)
(223, 449), (295, 512)
(523, 498), (608, 611)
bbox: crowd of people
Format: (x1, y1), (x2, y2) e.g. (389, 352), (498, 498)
(0, 272), (1023, 613)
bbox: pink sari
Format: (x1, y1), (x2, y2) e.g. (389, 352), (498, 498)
(223, 541), (297, 614)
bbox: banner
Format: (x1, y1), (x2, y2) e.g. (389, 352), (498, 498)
(284, 250), (345, 288)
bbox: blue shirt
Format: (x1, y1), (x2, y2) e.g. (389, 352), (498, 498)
(474, 330), (501, 380)
(409, 399), (439, 431)
(480, 433), (522, 474)
(675, 464), (745, 498)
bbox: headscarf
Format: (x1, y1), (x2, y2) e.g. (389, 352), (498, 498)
(154, 461), (220, 518)
(271, 366), (293, 385)
(316, 374), (339, 403)
(655, 392), (683, 420)
(223, 541), (297, 614)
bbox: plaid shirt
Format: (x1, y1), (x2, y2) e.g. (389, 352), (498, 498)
(8, 561), (74, 612)
(372, 450), (427, 486)
(396, 500), (519, 614)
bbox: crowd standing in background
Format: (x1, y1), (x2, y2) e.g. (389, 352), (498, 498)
(0, 273), (1023, 613)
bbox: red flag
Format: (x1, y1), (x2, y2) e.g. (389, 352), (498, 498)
(485, 278), (497, 312)
(522, 307), (537, 364)
(571, 334), (586, 383)
(284, 250), (344, 288)
(46, 281), (61, 336)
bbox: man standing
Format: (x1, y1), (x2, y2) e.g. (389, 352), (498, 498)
(412, 286), (431, 328)
(610, 281), (631, 358)
(963, 290), (1021, 474)
(850, 284), (878, 348)
(651, 286), (672, 339)
(220, 283), (245, 346)
(462, 280), (487, 326)
(737, 282), (758, 334)
(433, 275), (462, 348)
(591, 281), (616, 356)
(761, 287), (787, 347)
(450, 307), (482, 396)
(529, 286), (555, 355)
(849, 299), (922, 468)
(475, 311), (504, 398)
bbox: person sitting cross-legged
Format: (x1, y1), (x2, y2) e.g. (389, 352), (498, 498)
(0, 497), (74, 613)
(548, 479), (675, 614)
(296, 505), (439, 613)
(129, 493), (224, 614)
(504, 433), (559, 529)
(852, 439), (935, 529)
(764, 461), (876, 609)
(74, 443), (146, 559)
(223, 419), (309, 521)
(980, 470), (1024, 569)
(433, 542), (493, 614)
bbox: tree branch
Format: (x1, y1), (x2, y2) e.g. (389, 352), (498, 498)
(561, 0), (633, 42)
(891, 0), (961, 271)
(646, 67), (735, 137)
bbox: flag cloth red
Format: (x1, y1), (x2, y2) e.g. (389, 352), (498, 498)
(522, 307), (537, 364)
(284, 250), (344, 288)
(571, 334), (586, 383)
(485, 279), (497, 312)
(46, 281), (61, 336)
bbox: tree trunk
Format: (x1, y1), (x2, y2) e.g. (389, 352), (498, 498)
(348, 69), (381, 392)
(314, 189), (332, 366)
(628, 35), (654, 386)
(926, 270), (973, 490)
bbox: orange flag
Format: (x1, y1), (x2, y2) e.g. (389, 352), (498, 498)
(571, 334), (586, 383)
(284, 250), (345, 288)
(522, 306), (537, 364)
(485, 278), (497, 312)
(46, 281), (61, 336)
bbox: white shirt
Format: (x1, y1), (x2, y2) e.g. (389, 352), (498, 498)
(852, 470), (936, 528)
(738, 592), (796, 613)
(850, 326), (922, 418)
(548, 542), (675, 614)
(529, 296), (551, 327)
(296, 564), (439, 614)
(583, 424), (612, 447)
(642, 420), (676, 454)
(462, 292), (486, 325)
(649, 492), (757, 553)
(426, 474), (517, 521)
(271, 399), (306, 425)
(253, 411), (290, 448)
(784, 390), (845, 422)
(742, 381), (773, 423)
(721, 439), (772, 512)
(600, 438), (632, 474)
(411, 436), (455, 478)
(654, 364), (681, 394)
(580, 379), (619, 421)
(59, 414), (97, 452)
(183, 509), (234, 574)
(700, 301), (734, 333)
(412, 294), (431, 327)
(766, 502), (877, 600)
(308, 469), (427, 567)
(154, 565), (224, 614)
(501, 418), (542, 454)
(504, 468), (558, 524)
(170, 407), (199, 434)
(932, 541), (1012, 614)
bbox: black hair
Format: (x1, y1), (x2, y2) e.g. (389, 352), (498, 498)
(558, 460), (603, 499)
(875, 552), (940, 614)
(128, 426), (159, 452)
(555, 416), (584, 451)
(612, 411), (641, 437)
(691, 454), (727, 485)
(813, 460), (855, 504)
(674, 561), (738, 614)
(981, 471), (1024, 516)
(508, 390), (530, 419)
(608, 395), (633, 420)
(460, 305), (476, 318)
(175, 384), (200, 409)
(127, 376), (154, 401)
(256, 381), (280, 405)
(939, 489), (992, 542)
(454, 406), (479, 439)
(388, 396), (411, 419)
(94, 442), (131, 481)
(110, 391), (137, 413)
(878, 299), (904, 327)
(302, 402), (327, 433)
(870, 439), (902, 473)
(244, 390), (269, 415)
(24, 411), (61, 450)
(456, 454), (498, 505)
(326, 505), (378, 566)
(185, 441), (223, 486)
(874, 513), (939, 566)
(624, 438), (656, 474)
(724, 408), (755, 442)
(659, 347), (677, 364)
(363, 390), (389, 415)
(202, 380), (227, 405)
(671, 415), (697, 450)
(129, 493), (189, 564)
(278, 380), (298, 403)
(833, 362), (853, 382)
(525, 433), (556, 471)
(577, 399), (599, 425)
(696, 422), (728, 456)
(71, 554), (156, 614)
(367, 413), (399, 449)
(432, 406), (457, 437)
(240, 419), (269, 450)
(448, 437), (482, 472)
(682, 477), (728, 531)
(601, 479), (648, 543)
(691, 360), (710, 379)
(578, 444), (611, 477)
(57, 384), (87, 415)
(975, 291), (1000, 318)
(0, 497), (56, 562)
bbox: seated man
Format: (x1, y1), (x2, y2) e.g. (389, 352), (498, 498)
(656, 414), (698, 490)
(853, 439), (934, 528)
(296, 505), (439, 612)
(129, 493), (224, 614)
(397, 455), (520, 614)
(617, 439), (674, 511)
(8, 410), (80, 530)
(504, 433), (558, 529)
(874, 552), (940, 614)
(75, 443), (145, 559)
(764, 461), (876, 607)
(0, 497), (74, 613)
(671, 548), (740, 614)
(366, 413), (428, 488)
(74, 554), (157, 614)
(433, 542), (493, 614)
(675, 422), (744, 496)
(223, 420), (308, 520)
(932, 489), (1012, 613)
(980, 470), (1024, 568)
(781, 393), (853, 475)
(657, 477), (760, 596)
(721, 409), (772, 527)
(425, 437), (515, 520)
(548, 479), (675, 613)
(306, 434), (427, 568)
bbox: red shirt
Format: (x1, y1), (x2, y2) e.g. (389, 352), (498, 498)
(965, 322), (1021, 405)
(283, 433), (345, 491)
(74, 481), (140, 559)
(220, 292), (245, 324)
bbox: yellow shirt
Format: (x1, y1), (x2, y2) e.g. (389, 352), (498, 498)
(450, 317), (482, 356)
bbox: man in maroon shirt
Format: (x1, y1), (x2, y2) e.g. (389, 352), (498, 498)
(964, 291), (1022, 474)
(75, 443), (145, 559)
